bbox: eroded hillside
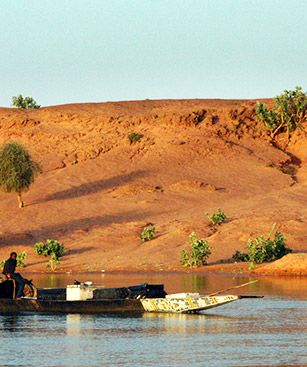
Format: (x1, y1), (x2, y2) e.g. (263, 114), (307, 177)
(0, 99), (306, 273)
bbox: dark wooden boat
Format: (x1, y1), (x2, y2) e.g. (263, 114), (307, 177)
(0, 298), (144, 314)
(0, 280), (163, 314)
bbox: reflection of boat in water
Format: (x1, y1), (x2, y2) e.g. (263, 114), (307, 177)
(0, 279), (256, 315)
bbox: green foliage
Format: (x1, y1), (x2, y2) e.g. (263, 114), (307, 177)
(232, 250), (249, 262)
(16, 251), (28, 268)
(256, 86), (306, 138)
(207, 208), (227, 225)
(34, 239), (65, 271)
(181, 232), (211, 268)
(128, 132), (143, 144)
(140, 226), (156, 242)
(11, 95), (40, 109)
(232, 225), (292, 269)
(0, 251), (28, 269)
(0, 141), (41, 195)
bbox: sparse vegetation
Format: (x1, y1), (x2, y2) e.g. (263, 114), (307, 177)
(16, 251), (28, 268)
(256, 86), (306, 139)
(0, 142), (41, 208)
(232, 250), (249, 263)
(181, 232), (211, 268)
(128, 132), (143, 144)
(140, 226), (156, 242)
(232, 225), (292, 269)
(34, 239), (65, 271)
(11, 95), (40, 109)
(207, 208), (227, 225)
(0, 251), (28, 269)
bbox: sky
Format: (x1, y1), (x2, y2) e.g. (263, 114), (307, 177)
(0, 0), (306, 107)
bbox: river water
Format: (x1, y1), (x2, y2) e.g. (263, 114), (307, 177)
(0, 273), (306, 367)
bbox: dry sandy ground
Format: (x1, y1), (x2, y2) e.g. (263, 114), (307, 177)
(0, 99), (306, 275)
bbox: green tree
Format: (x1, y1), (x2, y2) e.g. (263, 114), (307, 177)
(256, 86), (306, 139)
(11, 95), (40, 109)
(0, 142), (41, 208)
(34, 239), (65, 271)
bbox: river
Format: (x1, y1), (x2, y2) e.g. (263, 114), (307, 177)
(0, 273), (306, 367)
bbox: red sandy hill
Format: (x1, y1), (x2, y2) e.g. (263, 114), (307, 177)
(0, 99), (306, 274)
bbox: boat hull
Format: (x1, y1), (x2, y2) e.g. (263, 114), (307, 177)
(141, 295), (239, 313)
(0, 298), (144, 314)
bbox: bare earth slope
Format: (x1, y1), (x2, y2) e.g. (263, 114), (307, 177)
(0, 99), (306, 274)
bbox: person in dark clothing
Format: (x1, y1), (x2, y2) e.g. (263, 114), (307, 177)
(3, 252), (26, 298)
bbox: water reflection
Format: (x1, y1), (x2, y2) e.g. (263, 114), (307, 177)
(1, 315), (20, 332)
(0, 298), (306, 367)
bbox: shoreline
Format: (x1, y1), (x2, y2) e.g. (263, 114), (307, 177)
(19, 265), (307, 277)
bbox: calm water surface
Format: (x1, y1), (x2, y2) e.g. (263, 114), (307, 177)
(0, 273), (306, 367)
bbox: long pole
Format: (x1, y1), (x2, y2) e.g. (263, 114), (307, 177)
(208, 280), (258, 296)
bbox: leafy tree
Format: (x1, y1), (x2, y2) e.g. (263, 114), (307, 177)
(34, 239), (65, 271)
(181, 232), (211, 268)
(11, 95), (40, 109)
(0, 142), (41, 208)
(256, 86), (306, 139)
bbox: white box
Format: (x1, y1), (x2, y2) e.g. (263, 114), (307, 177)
(66, 285), (96, 301)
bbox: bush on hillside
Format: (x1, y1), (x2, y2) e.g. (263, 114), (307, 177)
(207, 208), (227, 225)
(34, 239), (65, 271)
(0, 142), (41, 208)
(181, 232), (211, 268)
(128, 132), (143, 144)
(11, 95), (40, 109)
(256, 86), (306, 139)
(140, 226), (156, 242)
(232, 225), (292, 269)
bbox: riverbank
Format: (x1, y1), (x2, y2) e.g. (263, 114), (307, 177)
(0, 99), (306, 276)
(10, 253), (307, 277)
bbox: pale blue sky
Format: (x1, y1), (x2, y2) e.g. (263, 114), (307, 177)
(0, 0), (306, 107)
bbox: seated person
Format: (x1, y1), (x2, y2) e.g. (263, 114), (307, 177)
(3, 252), (26, 299)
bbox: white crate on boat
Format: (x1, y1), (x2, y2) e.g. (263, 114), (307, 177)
(66, 284), (97, 301)
(166, 293), (200, 299)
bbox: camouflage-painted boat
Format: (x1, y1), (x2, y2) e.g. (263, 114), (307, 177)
(141, 294), (239, 313)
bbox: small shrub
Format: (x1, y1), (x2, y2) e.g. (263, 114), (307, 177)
(34, 239), (65, 271)
(256, 86), (306, 139)
(207, 208), (227, 225)
(247, 230), (291, 266)
(232, 250), (249, 262)
(181, 232), (211, 268)
(0, 260), (5, 269)
(128, 132), (143, 144)
(140, 227), (156, 242)
(16, 251), (28, 268)
(232, 225), (291, 269)
(11, 95), (40, 109)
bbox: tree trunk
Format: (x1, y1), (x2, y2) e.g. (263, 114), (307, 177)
(17, 192), (24, 208)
